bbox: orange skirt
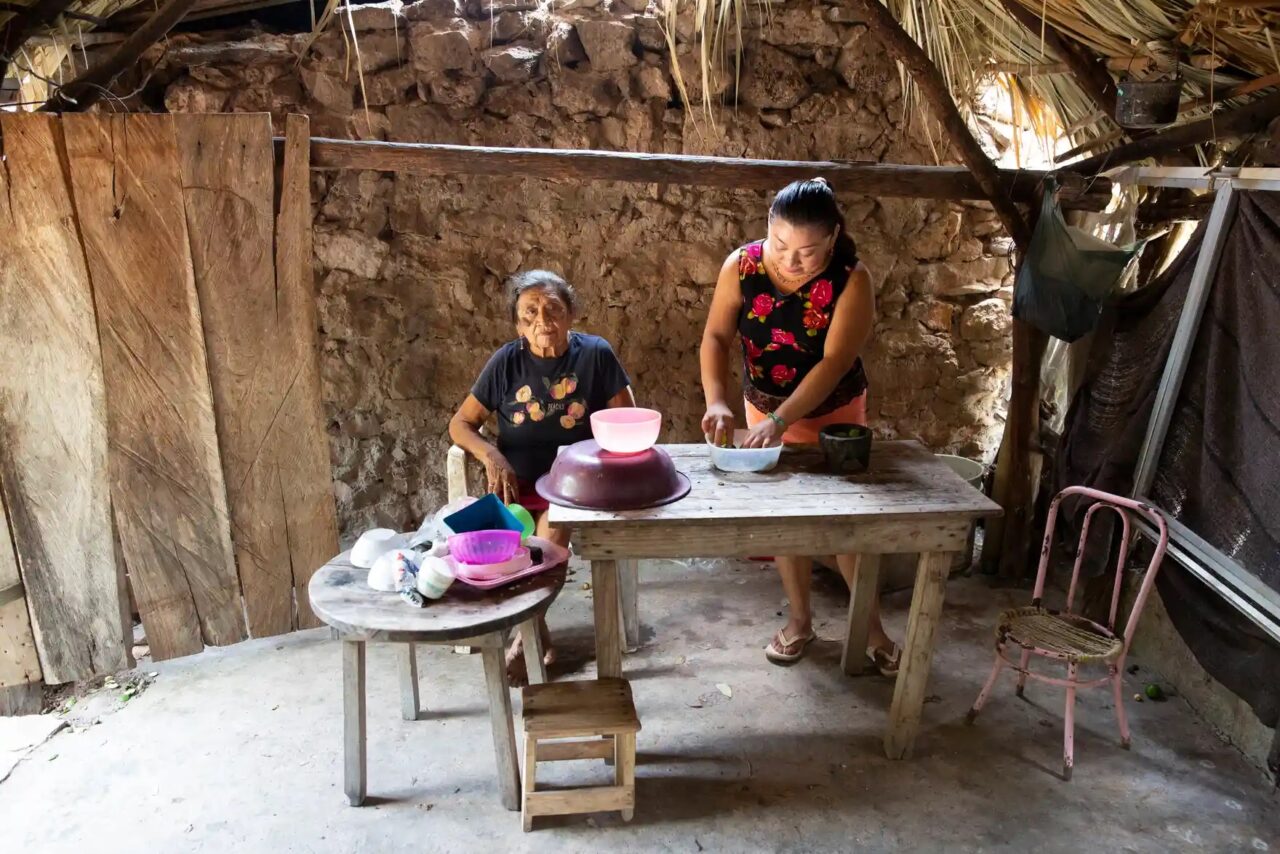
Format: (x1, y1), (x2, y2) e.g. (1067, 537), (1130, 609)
(744, 392), (868, 445)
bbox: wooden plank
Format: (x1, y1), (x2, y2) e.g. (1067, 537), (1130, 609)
(481, 633), (521, 811)
(0, 113), (127, 684)
(841, 553), (881, 676)
(64, 113), (245, 660)
(0, 488), (41, 692)
(343, 639), (366, 806)
(519, 618), (547, 685)
(572, 517), (972, 561)
(884, 551), (952, 760)
(524, 785), (633, 817)
(399, 643), (420, 721)
(592, 561), (622, 679)
(306, 139), (1112, 210)
(176, 112), (338, 634)
(535, 738), (617, 761)
(523, 678), (639, 737)
(616, 731), (636, 821)
(275, 114), (340, 630)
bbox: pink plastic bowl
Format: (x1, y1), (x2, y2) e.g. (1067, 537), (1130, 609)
(448, 529), (521, 565)
(590, 407), (662, 454)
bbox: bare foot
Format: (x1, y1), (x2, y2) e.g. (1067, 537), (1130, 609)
(505, 633), (556, 685)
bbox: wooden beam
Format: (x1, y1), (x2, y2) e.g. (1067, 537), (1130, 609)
(848, 0), (1030, 246)
(1179, 72), (1280, 115)
(40, 0), (201, 112)
(307, 138), (1112, 210)
(997, 0), (1118, 119)
(1067, 90), (1280, 173)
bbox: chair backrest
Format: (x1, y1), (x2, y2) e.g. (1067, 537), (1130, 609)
(1031, 486), (1169, 652)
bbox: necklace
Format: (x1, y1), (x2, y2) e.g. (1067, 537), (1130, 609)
(764, 244), (832, 294)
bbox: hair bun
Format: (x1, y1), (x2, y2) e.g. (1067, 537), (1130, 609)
(811, 177), (831, 187)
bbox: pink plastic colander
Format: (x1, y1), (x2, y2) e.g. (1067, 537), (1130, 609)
(448, 529), (521, 565)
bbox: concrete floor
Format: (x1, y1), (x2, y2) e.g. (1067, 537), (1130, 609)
(4, 559), (1278, 854)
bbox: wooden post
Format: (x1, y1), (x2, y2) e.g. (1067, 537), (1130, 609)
(480, 632), (521, 811)
(591, 560), (622, 679)
(885, 552), (952, 759)
(342, 639), (367, 806)
(399, 643), (420, 721)
(841, 553), (882, 675)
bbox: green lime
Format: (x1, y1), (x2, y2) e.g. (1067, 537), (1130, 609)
(1144, 683), (1163, 701)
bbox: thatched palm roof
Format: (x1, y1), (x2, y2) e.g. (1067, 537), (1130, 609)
(2, 0), (1277, 164)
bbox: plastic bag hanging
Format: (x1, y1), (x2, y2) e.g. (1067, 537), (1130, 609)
(1013, 179), (1141, 342)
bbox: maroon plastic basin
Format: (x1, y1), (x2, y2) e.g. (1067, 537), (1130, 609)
(536, 440), (691, 511)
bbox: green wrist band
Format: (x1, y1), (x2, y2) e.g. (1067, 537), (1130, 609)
(767, 412), (786, 428)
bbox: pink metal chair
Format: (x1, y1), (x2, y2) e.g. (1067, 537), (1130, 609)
(966, 486), (1169, 780)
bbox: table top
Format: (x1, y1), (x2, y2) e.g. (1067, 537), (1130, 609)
(309, 552), (566, 642)
(548, 440), (1002, 528)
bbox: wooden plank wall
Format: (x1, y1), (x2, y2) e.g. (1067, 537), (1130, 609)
(65, 114), (248, 660)
(0, 112), (338, 692)
(176, 113), (337, 635)
(0, 114), (128, 684)
(0, 482), (42, 708)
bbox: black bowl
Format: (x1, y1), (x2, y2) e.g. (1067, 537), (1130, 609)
(819, 423), (872, 474)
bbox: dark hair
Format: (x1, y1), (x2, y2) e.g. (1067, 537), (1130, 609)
(506, 270), (577, 321)
(769, 178), (857, 262)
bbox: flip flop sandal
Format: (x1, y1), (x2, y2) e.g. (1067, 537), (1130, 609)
(867, 642), (902, 678)
(765, 628), (817, 664)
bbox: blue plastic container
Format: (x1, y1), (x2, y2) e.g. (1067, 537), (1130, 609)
(443, 493), (525, 535)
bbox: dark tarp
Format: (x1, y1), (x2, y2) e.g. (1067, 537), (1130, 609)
(1056, 191), (1280, 735)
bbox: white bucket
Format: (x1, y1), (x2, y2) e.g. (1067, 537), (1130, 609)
(881, 455), (987, 590)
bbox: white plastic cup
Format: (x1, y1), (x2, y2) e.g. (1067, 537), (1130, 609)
(416, 556), (456, 600)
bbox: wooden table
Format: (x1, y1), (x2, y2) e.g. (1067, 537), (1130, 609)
(309, 553), (567, 809)
(549, 440), (1001, 759)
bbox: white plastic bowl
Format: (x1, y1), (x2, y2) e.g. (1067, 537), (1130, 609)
(707, 430), (783, 473)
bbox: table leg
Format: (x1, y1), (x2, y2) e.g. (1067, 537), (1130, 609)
(884, 551), (951, 760)
(519, 618), (548, 685)
(841, 553), (882, 676)
(619, 560), (640, 652)
(480, 632), (521, 810)
(399, 643), (420, 721)
(592, 559), (622, 679)
(343, 640), (367, 806)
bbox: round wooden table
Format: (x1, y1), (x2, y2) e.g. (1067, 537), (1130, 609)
(309, 550), (567, 810)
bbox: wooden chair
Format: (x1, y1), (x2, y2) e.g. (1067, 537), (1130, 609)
(520, 678), (640, 830)
(966, 486), (1170, 780)
(447, 442), (641, 651)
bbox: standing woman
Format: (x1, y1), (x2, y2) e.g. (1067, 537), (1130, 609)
(699, 178), (899, 672)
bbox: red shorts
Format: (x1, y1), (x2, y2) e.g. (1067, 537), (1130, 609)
(516, 479), (549, 514)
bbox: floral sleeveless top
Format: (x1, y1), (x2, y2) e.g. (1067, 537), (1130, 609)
(737, 240), (868, 417)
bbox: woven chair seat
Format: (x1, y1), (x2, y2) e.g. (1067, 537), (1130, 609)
(997, 606), (1123, 664)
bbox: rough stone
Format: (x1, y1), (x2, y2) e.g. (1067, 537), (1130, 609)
(403, 0), (458, 20)
(482, 45), (542, 82)
(408, 23), (476, 74)
(425, 73), (488, 107)
(339, 0), (404, 31)
(675, 50), (728, 102)
(550, 68), (623, 116)
(164, 77), (230, 113)
(463, 0), (535, 18)
(911, 211), (963, 261)
(301, 67), (355, 113)
(634, 64), (671, 101)
(315, 229), (392, 279)
(574, 20), (638, 72)
(738, 45), (809, 109)
(314, 29), (407, 74)
(960, 298), (1012, 341)
(321, 172), (394, 235)
(759, 8), (840, 48)
(361, 64), (417, 105)
(483, 81), (554, 118)
(634, 14), (667, 52)
(546, 20), (589, 65)
(484, 10), (527, 44)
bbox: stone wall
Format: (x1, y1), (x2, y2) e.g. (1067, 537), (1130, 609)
(153, 0), (1014, 536)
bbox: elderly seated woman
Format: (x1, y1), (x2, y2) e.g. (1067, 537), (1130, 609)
(449, 270), (635, 678)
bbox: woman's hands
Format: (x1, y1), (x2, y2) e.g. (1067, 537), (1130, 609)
(701, 401), (736, 447)
(480, 447), (519, 504)
(741, 415), (785, 449)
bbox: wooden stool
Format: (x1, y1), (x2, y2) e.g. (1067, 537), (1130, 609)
(520, 678), (640, 831)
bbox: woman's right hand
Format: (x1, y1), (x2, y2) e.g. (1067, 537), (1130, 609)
(701, 401), (736, 448)
(480, 448), (519, 504)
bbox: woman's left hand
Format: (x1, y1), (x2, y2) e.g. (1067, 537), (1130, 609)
(741, 416), (785, 449)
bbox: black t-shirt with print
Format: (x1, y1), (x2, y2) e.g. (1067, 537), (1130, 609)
(472, 332), (631, 483)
